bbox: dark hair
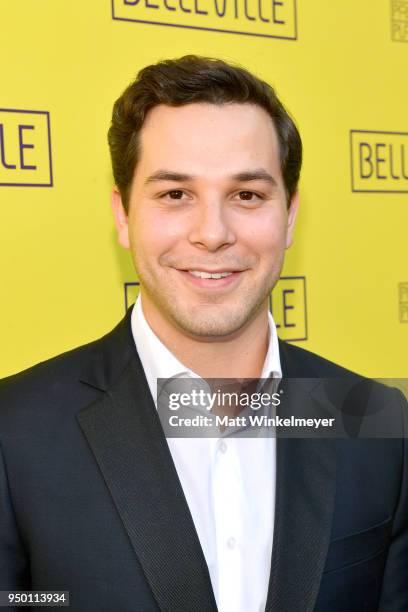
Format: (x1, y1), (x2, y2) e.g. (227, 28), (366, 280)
(108, 55), (302, 211)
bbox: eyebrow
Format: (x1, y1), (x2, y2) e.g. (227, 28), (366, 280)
(233, 169), (278, 186)
(144, 168), (278, 187)
(144, 171), (193, 185)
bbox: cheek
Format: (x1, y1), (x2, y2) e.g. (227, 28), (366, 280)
(129, 211), (183, 261)
(241, 220), (286, 262)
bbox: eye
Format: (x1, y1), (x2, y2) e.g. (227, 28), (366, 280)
(163, 190), (185, 200)
(235, 191), (263, 202)
(238, 191), (256, 200)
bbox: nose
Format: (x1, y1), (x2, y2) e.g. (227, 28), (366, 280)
(187, 198), (236, 252)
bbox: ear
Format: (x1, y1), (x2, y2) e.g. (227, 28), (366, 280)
(285, 190), (300, 249)
(111, 187), (130, 249)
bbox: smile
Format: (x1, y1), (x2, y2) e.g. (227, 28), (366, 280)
(188, 270), (233, 279)
(176, 269), (244, 290)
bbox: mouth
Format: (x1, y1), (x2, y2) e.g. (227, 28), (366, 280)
(176, 268), (244, 290)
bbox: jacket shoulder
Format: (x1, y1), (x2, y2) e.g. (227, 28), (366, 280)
(278, 340), (362, 379)
(0, 340), (108, 431)
(0, 310), (133, 405)
(0, 336), (102, 397)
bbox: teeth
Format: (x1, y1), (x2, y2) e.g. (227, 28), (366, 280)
(189, 270), (233, 279)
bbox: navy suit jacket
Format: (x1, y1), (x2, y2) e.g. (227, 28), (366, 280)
(0, 307), (407, 611)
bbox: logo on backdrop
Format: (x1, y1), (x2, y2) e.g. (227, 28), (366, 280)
(391, 0), (408, 42)
(269, 276), (307, 341)
(124, 275), (308, 341)
(350, 130), (408, 193)
(399, 283), (408, 323)
(112, 0), (297, 40)
(0, 109), (53, 187)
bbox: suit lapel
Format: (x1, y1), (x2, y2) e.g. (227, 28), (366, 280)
(265, 435), (336, 612)
(77, 312), (217, 612)
(265, 343), (338, 612)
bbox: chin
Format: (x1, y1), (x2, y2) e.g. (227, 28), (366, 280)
(169, 305), (259, 339)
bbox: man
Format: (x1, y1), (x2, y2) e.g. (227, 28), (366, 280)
(0, 56), (407, 611)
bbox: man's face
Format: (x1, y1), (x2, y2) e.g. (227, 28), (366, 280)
(113, 102), (299, 339)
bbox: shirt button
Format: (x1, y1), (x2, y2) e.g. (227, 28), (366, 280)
(227, 537), (236, 549)
(219, 441), (227, 453)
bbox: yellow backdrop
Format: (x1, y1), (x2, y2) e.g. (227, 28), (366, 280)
(1, 0), (407, 378)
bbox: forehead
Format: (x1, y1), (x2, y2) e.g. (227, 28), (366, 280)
(137, 102), (282, 177)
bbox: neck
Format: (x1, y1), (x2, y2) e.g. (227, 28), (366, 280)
(139, 293), (270, 379)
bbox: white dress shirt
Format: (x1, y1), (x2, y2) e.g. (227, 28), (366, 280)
(131, 296), (282, 612)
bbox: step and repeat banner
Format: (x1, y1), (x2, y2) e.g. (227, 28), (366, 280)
(1, 1), (407, 378)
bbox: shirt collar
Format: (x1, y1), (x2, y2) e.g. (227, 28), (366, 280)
(131, 294), (282, 403)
